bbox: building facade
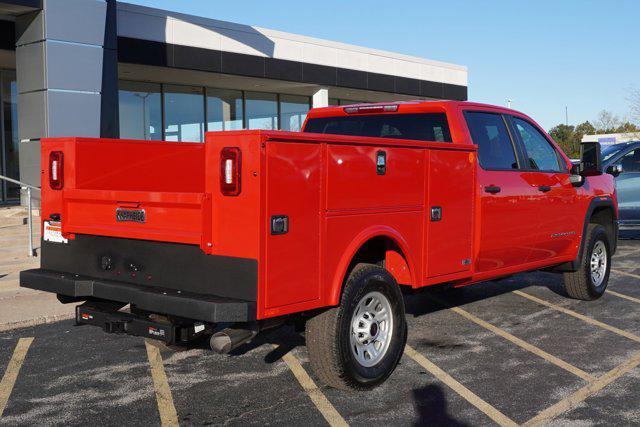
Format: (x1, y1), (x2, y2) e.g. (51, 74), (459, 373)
(0, 0), (468, 205)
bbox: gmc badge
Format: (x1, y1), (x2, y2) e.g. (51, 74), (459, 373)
(116, 208), (146, 223)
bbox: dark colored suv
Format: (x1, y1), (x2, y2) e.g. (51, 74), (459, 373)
(602, 142), (640, 227)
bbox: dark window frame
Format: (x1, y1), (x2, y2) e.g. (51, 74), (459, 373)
(508, 115), (568, 174)
(463, 110), (523, 172)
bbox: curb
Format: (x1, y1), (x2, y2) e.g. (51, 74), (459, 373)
(0, 312), (75, 332)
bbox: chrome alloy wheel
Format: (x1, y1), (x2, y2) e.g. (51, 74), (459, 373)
(349, 291), (394, 368)
(590, 240), (607, 287)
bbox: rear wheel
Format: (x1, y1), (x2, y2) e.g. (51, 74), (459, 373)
(563, 224), (611, 300)
(305, 263), (407, 390)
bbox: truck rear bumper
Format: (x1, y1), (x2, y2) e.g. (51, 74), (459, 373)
(20, 268), (256, 323)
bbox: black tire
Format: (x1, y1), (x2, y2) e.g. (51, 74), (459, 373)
(305, 263), (407, 390)
(563, 224), (611, 300)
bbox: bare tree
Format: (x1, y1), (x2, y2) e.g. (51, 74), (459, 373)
(593, 110), (622, 133)
(630, 87), (640, 126)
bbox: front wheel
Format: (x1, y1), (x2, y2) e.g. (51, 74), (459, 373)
(563, 224), (611, 300)
(305, 263), (407, 390)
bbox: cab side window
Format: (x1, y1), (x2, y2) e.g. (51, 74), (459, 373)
(465, 112), (518, 170)
(512, 118), (563, 172)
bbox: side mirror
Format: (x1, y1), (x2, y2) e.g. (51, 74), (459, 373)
(606, 164), (623, 177)
(579, 141), (602, 177)
(569, 164), (584, 187)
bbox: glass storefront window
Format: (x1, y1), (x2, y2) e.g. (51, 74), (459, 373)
(1, 70), (19, 201)
(245, 91), (278, 130)
(328, 98), (340, 106)
(206, 88), (243, 131)
(164, 84), (205, 142)
(118, 81), (162, 141)
(279, 95), (310, 132)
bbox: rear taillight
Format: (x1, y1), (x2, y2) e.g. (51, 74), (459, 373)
(49, 151), (64, 190)
(220, 147), (241, 196)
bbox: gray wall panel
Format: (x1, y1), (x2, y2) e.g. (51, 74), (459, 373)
(18, 139), (41, 188)
(15, 10), (43, 45)
(18, 90), (46, 141)
(43, 0), (106, 45)
(47, 90), (101, 137)
(46, 41), (103, 92)
(15, 41), (44, 93)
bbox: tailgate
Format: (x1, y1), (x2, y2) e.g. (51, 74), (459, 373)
(41, 137), (211, 248)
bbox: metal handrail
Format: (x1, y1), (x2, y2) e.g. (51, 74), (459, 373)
(0, 174), (41, 257)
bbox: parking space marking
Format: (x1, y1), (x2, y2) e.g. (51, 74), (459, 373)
(523, 350), (640, 426)
(404, 345), (517, 427)
(145, 340), (179, 427)
(447, 305), (595, 381)
(612, 269), (640, 281)
(607, 289), (640, 304)
(513, 290), (640, 344)
(277, 348), (348, 427)
(613, 248), (640, 258)
(0, 337), (34, 417)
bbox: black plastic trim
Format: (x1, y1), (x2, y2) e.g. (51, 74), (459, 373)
(40, 234), (258, 302)
(117, 36), (468, 100)
(21, 269), (255, 322)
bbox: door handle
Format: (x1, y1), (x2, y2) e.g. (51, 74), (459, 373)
(538, 185), (552, 193)
(484, 185), (501, 194)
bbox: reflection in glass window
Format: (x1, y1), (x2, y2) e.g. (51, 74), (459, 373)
(207, 88), (243, 131)
(1, 70), (19, 200)
(246, 92), (278, 130)
(118, 81), (162, 141)
(339, 99), (365, 105)
(164, 85), (205, 142)
(513, 118), (561, 171)
(328, 98), (340, 106)
(280, 95), (310, 131)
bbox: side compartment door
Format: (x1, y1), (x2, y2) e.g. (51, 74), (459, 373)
(265, 142), (322, 309)
(465, 111), (538, 273)
(426, 149), (475, 277)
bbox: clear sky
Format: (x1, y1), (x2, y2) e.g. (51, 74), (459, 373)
(125, 0), (639, 130)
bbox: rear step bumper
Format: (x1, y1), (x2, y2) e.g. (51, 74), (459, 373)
(20, 268), (256, 323)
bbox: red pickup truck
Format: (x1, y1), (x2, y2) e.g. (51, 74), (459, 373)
(21, 101), (617, 390)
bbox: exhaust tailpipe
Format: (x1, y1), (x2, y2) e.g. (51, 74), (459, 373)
(210, 327), (258, 354)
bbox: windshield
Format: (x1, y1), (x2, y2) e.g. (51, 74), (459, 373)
(601, 144), (627, 162)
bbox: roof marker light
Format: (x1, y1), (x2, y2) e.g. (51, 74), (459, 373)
(344, 104), (399, 114)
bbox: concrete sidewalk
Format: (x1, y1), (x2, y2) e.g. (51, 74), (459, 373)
(0, 207), (76, 331)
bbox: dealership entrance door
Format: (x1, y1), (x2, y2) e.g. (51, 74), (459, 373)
(1, 70), (19, 205)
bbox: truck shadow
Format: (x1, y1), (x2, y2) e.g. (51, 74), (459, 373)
(404, 272), (563, 318)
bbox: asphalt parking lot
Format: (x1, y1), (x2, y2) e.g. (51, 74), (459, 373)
(1, 234), (639, 426)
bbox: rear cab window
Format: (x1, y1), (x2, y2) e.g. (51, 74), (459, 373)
(303, 113), (452, 142)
